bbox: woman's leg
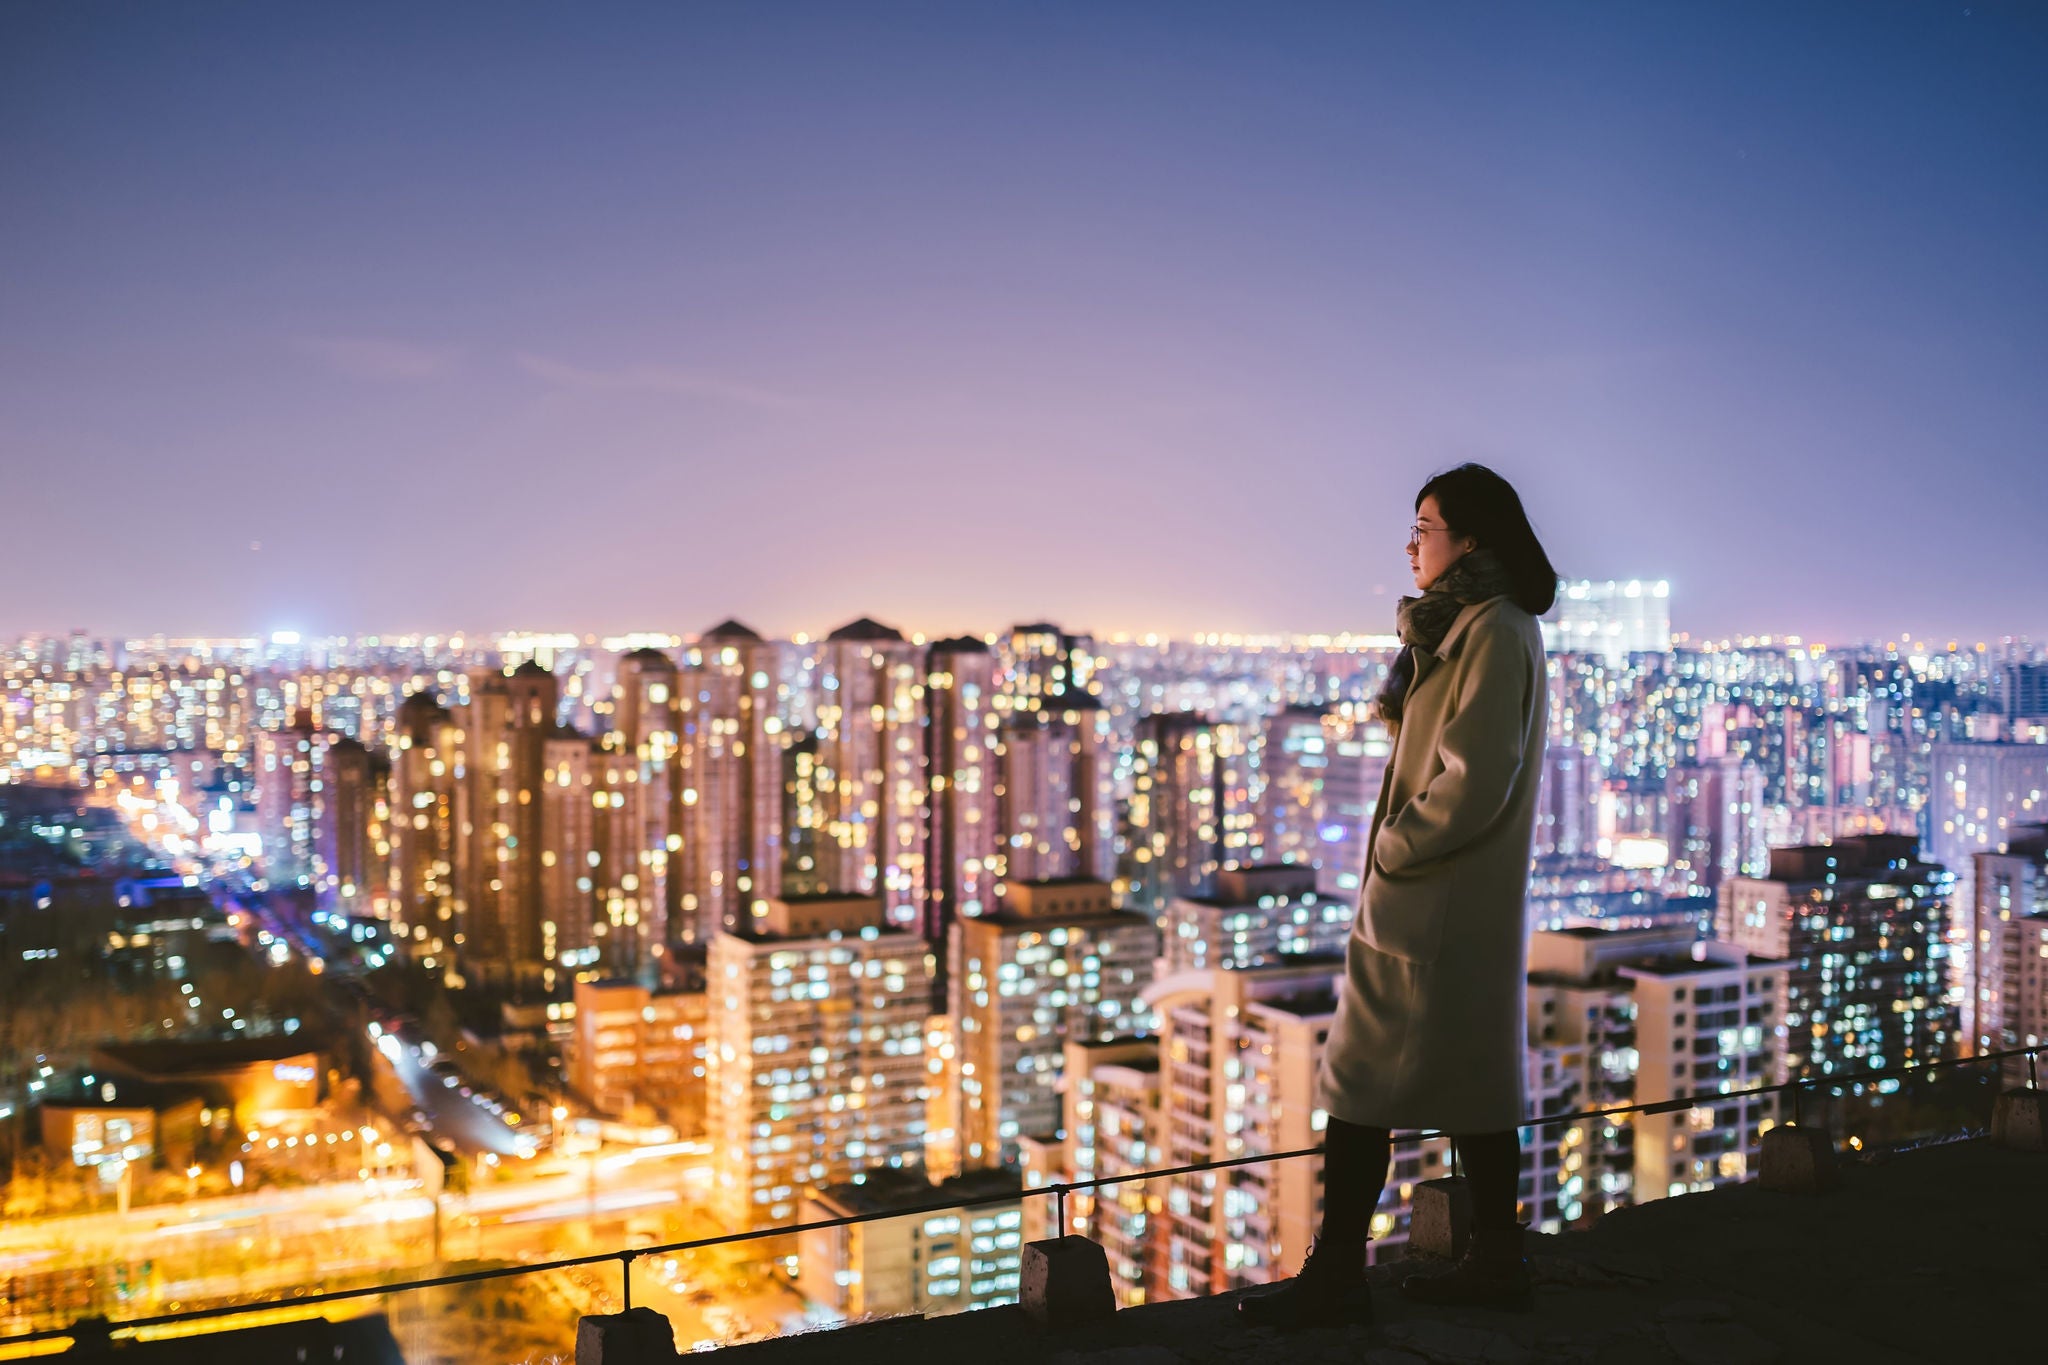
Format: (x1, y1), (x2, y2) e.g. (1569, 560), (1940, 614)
(1453, 1128), (1522, 1230)
(1402, 1127), (1533, 1310)
(1317, 1117), (1393, 1242)
(1238, 1116), (1388, 1326)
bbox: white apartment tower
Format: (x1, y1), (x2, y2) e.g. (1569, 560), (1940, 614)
(1528, 927), (1786, 1210)
(1972, 824), (2048, 1084)
(706, 893), (932, 1230)
(950, 878), (1158, 1169)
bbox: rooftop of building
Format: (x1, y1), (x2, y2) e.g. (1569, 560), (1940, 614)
(978, 909), (1148, 932)
(1754, 833), (1937, 885)
(1999, 821), (2048, 857)
(700, 619), (764, 642)
(39, 1068), (204, 1111)
(1618, 954), (1769, 979)
(1071, 1034), (1155, 1055)
(93, 1033), (321, 1074)
(1009, 875), (1115, 889)
(1095, 1054), (1161, 1076)
(809, 1165), (1024, 1219)
(1247, 985), (1339, 1018)
(711, 1134), (2042, 1365)
(826, 617), (906, 643)
(1176, 884), (1325, 911)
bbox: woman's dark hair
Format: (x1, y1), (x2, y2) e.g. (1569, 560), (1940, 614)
(1417, 463), (1559, 615)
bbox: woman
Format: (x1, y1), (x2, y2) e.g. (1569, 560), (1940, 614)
(1241, 463), (1557, 1328)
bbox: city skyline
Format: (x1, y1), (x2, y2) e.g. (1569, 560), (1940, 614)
(6, 2), (2047, 643)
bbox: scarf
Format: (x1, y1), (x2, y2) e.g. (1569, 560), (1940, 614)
(1373, 547), (1514, 724)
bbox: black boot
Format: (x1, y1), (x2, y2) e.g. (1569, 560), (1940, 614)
(1400, 1224), (1532, 1312)
(1236, 1236), (1372, 1329)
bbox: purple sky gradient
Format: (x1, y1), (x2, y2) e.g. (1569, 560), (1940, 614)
(4, 2), (2044, 644)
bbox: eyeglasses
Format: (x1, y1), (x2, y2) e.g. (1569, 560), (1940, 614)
(1407, 522), (1445, 547)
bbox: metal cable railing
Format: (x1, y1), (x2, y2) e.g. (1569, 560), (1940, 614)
(1, 1041), (2036, 1348)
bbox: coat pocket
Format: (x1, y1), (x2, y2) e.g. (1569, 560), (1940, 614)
(1357, 861), (1455, 964)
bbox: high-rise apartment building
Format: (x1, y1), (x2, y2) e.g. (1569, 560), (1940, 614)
(1528, 927), (1784, 1210)
(455, 661), (559, 994)
(1258, 705), (1334, 871)
(539, 726), (601, 975)
(1126, 714), (1259, 916)
(676, 622), (784, 942)
(925, 638), (1000, 954)
(1054, 1037), (1161, 1302)
(779, 733), (829, 898)
(1160, 863), (1351, 974)
(598, 646), (680, 968)
(1535, 743), (1595, 860)
(996, 623), (1097, 716)
(388, 691), (460, 961)
(1663, 757), (1768, 898)
(1997, 664), (2048, 725)
(706, 893), (932, 1230)
(316, 735), (388, 921)
(255, 707), (323, 890)
(1140, 956), (1454, 1294)
(816, 619), (928, 931)
(992, 697), (1116, 885)
(1543, 579), (1673, 664)
(951, 878), (1157, 1169)
(1313, 709), (1390, 899)
(1928, 740), (2048, 992)
(1146, 957), (1332, 1296)
(1718, 835), (1953, 1078)
(1970, 824), (2048, 1081)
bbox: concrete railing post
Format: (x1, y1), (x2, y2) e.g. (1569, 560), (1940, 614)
(576, 1306), (679, 1364)
(1020, 1234), (1116, 1327)
(1408, 1176), (1471, 1259)
(1991, 1088), (2046, 1152)
(1758, 1123), (1840, 1193)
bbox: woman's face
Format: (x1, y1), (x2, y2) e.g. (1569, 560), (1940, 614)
(1408, 494), (1477, 592)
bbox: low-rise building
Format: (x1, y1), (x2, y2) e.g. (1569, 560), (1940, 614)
(568, 976), (709, 1133)
(796, 1167), (1025, 1319)
(90, 1036), (324, 1126)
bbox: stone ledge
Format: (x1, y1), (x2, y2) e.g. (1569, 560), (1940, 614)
(693, 1138), (2041, 1364)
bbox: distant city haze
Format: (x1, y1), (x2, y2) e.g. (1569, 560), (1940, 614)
(4, 2), (2045, 642)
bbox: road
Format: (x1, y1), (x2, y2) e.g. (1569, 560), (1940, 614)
(0, 1147), (715, 1338)
(371, 1024), (530, 1159)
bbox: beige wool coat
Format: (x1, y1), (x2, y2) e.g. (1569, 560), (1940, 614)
(1317, 594), (1548, 1133)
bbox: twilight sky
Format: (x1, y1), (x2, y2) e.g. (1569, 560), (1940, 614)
(4, 2), (2044, 645)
